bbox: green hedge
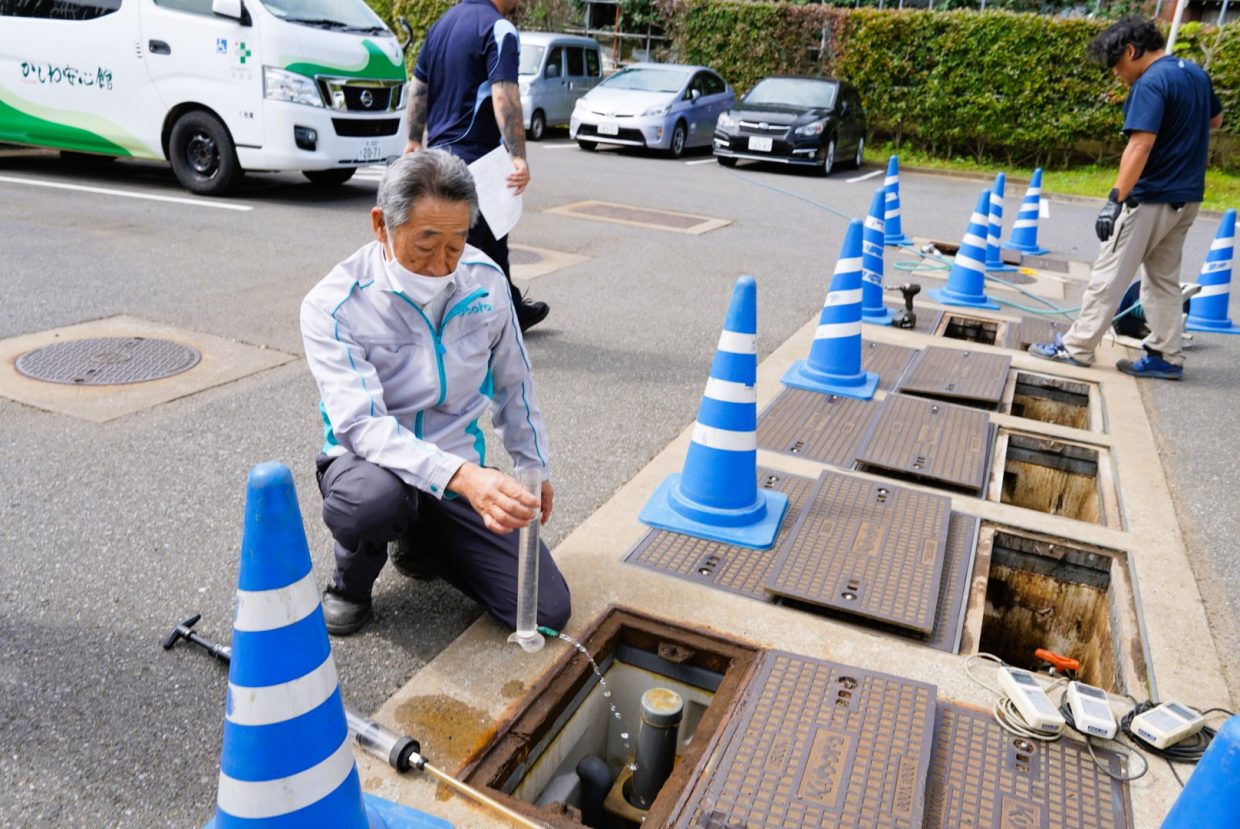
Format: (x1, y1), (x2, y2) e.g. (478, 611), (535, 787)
(666, 3), (1236, 170)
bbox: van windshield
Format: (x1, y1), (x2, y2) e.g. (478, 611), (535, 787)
(261, 0), (387, 31)
(519, 46), (545, 76)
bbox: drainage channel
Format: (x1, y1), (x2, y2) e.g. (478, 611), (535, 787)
(1001, 370), (1103, 432)
(989, 430), (1121, 527)
(968, 524), (1150, 697)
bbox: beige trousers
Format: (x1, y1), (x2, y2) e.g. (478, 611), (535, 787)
(1062, 201), (1199, 367)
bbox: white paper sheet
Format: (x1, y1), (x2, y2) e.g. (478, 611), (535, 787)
(468, 146), (523, 239)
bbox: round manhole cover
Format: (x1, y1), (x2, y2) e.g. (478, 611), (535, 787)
(508, 248), (543, 266)
(16, 337), (201, 385)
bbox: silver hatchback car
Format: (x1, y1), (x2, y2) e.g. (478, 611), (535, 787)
(569, 63), (734, 158)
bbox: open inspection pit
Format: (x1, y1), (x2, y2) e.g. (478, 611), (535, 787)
(1000, 370), (1104, 432)
(934, 313), (1008, 347)
(988, 429), (1121, 528)
(460, 608), (760, 828)
(965, 525), (1150, 697)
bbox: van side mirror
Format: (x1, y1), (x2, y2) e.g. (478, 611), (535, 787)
(212, 0), (244, 20)
(545, 63), (560, 79)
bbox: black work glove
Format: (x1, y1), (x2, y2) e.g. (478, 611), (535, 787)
(1096, 189), (1123, 242)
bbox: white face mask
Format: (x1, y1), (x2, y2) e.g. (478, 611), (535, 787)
(382, 235), (455, 308)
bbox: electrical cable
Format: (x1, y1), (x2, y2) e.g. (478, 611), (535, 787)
(1116, 703), (1235, 787)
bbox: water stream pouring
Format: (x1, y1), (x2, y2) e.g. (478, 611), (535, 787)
(508, 468), (545, 653)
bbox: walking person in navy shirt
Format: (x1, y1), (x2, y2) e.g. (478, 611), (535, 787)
(403, 0), (550, 332)
(1030, 16), (1224, 380)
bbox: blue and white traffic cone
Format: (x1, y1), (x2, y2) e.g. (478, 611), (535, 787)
(206, 462), (450, 829)
(883, 156), (914, 247)
(1162, 715), (1240, 829)
(984, 172), (1016, 272)
(1002, 168), (1050, 256)
(929, 189), (1000, 310)
(639, 276), (789, 550)
(861, 186), (894, 325)
(783, 219), (880, 399)
(1186, 208), (1239, 335)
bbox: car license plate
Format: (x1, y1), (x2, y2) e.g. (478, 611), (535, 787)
(598, 120), (619, 136)
(748, 136), (773, 152)
(358, 140), (382, 161)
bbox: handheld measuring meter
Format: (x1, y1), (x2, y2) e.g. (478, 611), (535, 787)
(997, 667), (1066, 733)
(1065, 681), (1117, 739)
(1130, 700), (1205, 749)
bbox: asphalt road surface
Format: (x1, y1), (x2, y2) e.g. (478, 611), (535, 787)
(1, 139), (1233, 826)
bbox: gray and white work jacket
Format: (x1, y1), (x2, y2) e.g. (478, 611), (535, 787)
(300, 240), (549, 499)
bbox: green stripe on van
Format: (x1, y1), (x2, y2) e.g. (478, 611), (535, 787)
(0, 94), (132, 157)
(283, 39), (406, 82)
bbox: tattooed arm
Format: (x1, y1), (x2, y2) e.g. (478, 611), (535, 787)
(491, 80), (530, 195)
(403, 76), (429, 154)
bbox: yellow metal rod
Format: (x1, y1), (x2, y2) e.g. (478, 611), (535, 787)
(421, 762), (546, 829)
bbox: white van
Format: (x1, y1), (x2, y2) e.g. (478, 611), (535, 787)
(518, 32), (601, 141)
(0, 0), (408, 195)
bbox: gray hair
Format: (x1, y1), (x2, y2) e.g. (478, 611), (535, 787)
(377, 149), (479, 229)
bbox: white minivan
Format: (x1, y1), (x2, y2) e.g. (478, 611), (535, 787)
(518, 32), (601, 141)
(0, 0), (408, 195)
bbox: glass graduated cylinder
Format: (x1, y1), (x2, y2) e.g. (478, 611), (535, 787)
(508, 468), (544, 653)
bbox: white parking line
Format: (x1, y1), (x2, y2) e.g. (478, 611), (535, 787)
(846, 169), (883, 184)
(0, 175), (253, 210)
(538, 143), (579, 150)
(685, 159), (716, 166)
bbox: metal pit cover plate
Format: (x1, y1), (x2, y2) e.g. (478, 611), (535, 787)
(1007, 316), (1072, 352)
(624, 469), (818, 597)
(856, 394), (992, 493)
(15, 337), (201, 385)
(673, 651), (937, 829)
(862, 340), (917, 390)
(764, 470), (951, 633)
(896, 346), (1012, 407)
(925, 703), (1132, 829)
(757, 388), (878, 468)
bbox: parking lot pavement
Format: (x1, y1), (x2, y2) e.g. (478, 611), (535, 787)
(1, 144), (1233, 825)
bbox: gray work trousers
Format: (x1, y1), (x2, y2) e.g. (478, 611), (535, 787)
(316, 453), (571, 632)
(1062, 201), (1199, 367)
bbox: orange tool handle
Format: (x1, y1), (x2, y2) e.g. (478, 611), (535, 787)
(1035, 648), (1080, 673)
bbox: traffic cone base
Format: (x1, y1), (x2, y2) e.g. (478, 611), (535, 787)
(1185, 315), (1240, 334)
(862, 306), (896, 325)
(927, 286), (1001, 311)
(640, 472), (790, 550)
(782, 360), (880, 399)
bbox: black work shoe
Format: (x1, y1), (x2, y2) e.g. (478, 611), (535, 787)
(321, 587), (373, 636)
(517, 300), (550, 332)
(388, 539), (437, 582)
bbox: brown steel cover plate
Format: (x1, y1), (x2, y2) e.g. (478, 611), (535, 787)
(856, 394), (992, 493)
(1007, 316), (1072, 352)
(757, 388), (878, 468)
(863, 340), (917, 390)
(925, 703), (1132, 829)
(625, 469), (818, 597)
(764, 470), (951, 633)
(674, 651), (937, 829)
(896, 346), (1012, 407)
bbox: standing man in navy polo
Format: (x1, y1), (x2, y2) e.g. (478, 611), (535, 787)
(403, 0), (550, 332)
(1029, 16), (1223, 380)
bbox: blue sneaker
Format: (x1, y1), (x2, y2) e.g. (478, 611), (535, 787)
(1117, 352), (1183, 380)
(1028, 334), (1087, 367)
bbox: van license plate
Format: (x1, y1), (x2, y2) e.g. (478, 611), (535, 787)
(748, 136), (773, 152)
(598, 120), (619, 136)
(359, 141), (382, 161)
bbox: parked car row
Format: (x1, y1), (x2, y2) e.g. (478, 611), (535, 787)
(517, 33), (868, 176)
